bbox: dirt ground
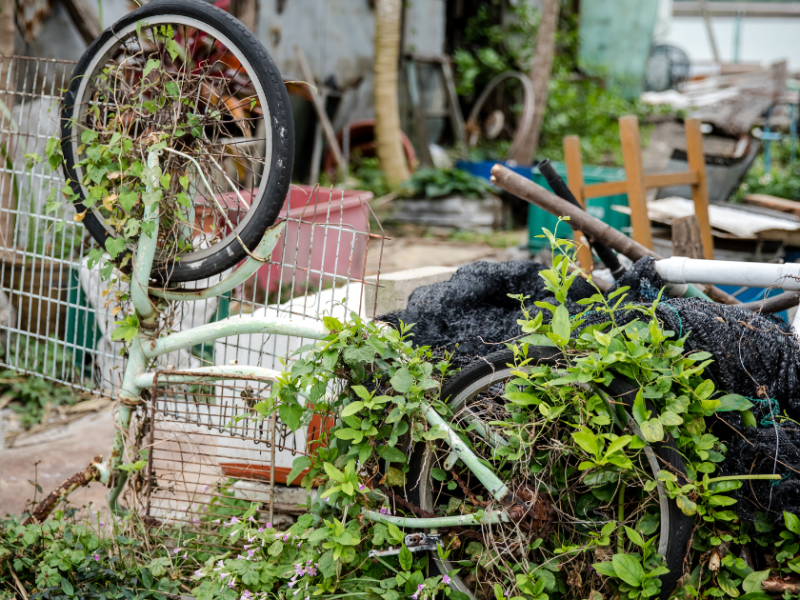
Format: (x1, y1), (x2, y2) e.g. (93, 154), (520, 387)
(1, 407), (114, 517)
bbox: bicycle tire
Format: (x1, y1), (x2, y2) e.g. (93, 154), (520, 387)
(61, 0), (294, 283)
(406, 347), (694, 600)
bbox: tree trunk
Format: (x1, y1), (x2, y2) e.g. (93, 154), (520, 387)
(373, 0), (410, 187)
(510, 0), (560, 165)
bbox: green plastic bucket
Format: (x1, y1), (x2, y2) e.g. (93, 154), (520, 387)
(528, 162), (630, 252)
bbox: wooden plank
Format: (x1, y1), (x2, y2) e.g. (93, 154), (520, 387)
(744, 193), (800, 217)
(684, 118), (715, 259)
(619, 115), (653, 249)
(294, 46), (346, 173)
(644, 171), (699, 188)
(583, 180), (629, 199)
(61, 0), (101, 44)
(672, 215), (705, 259)
(563, 135), (593, 270)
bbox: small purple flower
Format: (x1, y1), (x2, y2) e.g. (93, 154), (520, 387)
(241, 591), (253, 600)
(443, 575), (451, 584)
(248, 515), (257, 523)
(93, 554), (100, 561)
(229, 516), (240, 525)
(287, 581), (295, 589)
(258, 527), (264, 533)
(379, 507), (392, 515)
(283, 534), (290, 541)
(237, 554), (246, 560)
(201, 482), (210, 493)
(244, 544), (251, 550)
(183, 552), (188, 560)
(217, 560), (225, 569)
(265, 522), (272, 528)
(173, 547), (180, 554)
(193, 517), (199, 524)
(99, 522), (104, 528)
(358, 484), (365, 491)
(297, 542), (301, 548)
(247, 549), (255, 559)
(220, 572), (229, 581)
(194, 569), (204, 578)
(214, 519), (221, 524)
(227, 579), (236, 589)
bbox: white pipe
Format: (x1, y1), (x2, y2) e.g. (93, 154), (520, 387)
(655, 257), (800, 291)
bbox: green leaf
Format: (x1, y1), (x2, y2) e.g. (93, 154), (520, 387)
(278, 402), (303, 431)
(640, 418), (664, 443)
(286, 456), (311, 485)
(785, 511), (800, 535)
(695, 379), (715, 400)
(143, 58), (161, 78)
(61, 579), (74, 595)
(431, 468), (447, 481)
(624, 526), (644, 548)
(119, 191), (138, 212)
(341, 401), (364, 417)
(384, 467), (405, 487)
(398, 544), (412, 571)
(105, 235), (127, 259)
(718, 570), (740, 598)
(268, 540), (284, 557)
(551, 304), (571, 340)
(592, 561), (618, 578)
(80, 129), (99, 144)
(716, 394), (753, 412)
(323, 462), (345, 482)
(390, 367), (414, 393)
(676, 494), (697, 515)
(165, 39), (181, 61)
(571, 429), (599, 457)
(659, 410), (684, 426)
(632, 390), (648, 425)
(611, 553), (645, 587)
(377, 445), (407, 464)
(742, 570), (770, 594)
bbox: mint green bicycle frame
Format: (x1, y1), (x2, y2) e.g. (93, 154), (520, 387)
(76, 149), (510, 530)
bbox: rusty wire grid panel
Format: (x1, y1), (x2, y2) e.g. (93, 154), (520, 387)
(0, 54), (384, 400)
(137, 372), (310, 550)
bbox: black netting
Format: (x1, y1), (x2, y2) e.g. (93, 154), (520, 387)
(379, 258), (800, 519)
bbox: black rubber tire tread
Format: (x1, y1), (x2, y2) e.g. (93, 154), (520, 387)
(61, 0), (294, 283)
(406, 347), (693, 600)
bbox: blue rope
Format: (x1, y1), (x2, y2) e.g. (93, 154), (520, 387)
(769, 473), (791, 488)
(747, 396), (780, 427)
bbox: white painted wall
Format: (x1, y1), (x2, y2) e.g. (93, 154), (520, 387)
(665, 16), (800, 70)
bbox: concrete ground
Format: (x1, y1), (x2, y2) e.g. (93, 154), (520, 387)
(0, 408), (114, 517)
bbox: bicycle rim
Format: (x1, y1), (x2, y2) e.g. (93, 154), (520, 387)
(63, 9), (276, 278)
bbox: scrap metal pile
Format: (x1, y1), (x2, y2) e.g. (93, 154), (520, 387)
(380, 258), (800, 521)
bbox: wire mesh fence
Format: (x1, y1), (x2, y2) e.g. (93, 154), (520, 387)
(0, 54), (383, 524)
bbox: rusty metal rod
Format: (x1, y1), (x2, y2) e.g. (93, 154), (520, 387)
(740, 290), (800, 313)
(490, 164), (741, 306)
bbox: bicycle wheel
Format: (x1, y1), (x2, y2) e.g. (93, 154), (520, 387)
(406, 347), (693, 600)
(61, 0), (293, 283)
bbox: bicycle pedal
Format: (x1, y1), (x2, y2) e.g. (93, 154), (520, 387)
(368, 533), (442, 558)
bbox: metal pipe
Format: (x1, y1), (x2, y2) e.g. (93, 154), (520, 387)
(655, 256), (800, 291)
(143, 316), (330, 359)
(148, 221), (286, 301)
(130, 150), (162, 320)
(423, 402), (510, 502)
(134, 365), (281, 388)
(362, 508), (507, 527)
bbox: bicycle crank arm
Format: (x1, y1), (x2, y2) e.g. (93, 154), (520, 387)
(368, 533), (443, 558)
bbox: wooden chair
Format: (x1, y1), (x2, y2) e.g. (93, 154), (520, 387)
(563, 116), (713, 270)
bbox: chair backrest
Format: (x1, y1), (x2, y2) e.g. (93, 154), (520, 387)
(563, 116), (713, 271)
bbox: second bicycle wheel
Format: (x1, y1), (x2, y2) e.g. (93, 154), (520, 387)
(61, 0), (293, 283)
(406, 347), (693, 600)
